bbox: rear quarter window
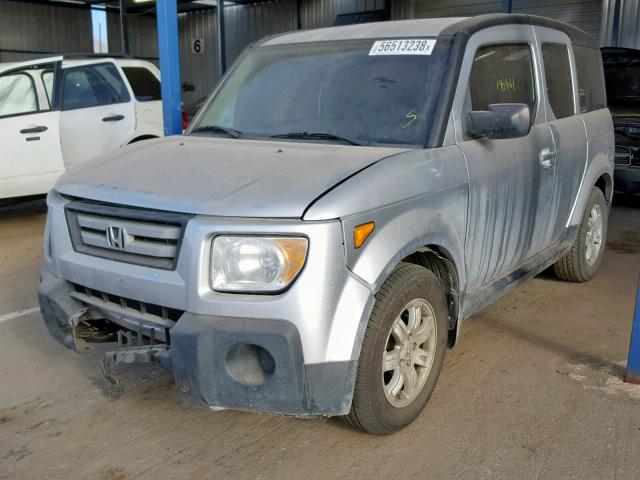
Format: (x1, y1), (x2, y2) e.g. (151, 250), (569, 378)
(122, 67), (161, 102)
(573, 45), (607, 113)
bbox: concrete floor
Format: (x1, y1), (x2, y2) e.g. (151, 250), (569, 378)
(1, 199), (639, 480)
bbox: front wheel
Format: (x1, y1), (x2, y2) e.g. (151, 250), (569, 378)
(342, 263), (448, 434)
(553, 187), (608, 282)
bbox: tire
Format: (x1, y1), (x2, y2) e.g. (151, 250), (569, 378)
(553, 187), (608, 282)
(342, 263), (448, 435)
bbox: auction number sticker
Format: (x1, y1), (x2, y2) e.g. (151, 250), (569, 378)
(369, 39), (436, 56)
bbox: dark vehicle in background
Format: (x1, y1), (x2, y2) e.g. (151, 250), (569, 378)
(602, 47), (640, 199)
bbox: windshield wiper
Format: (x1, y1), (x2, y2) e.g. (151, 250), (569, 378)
(270, 132), (367, 146)
(191, 125), (242, 138)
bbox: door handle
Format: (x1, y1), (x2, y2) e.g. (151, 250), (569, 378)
(20, 125), (48, 134)
(539, 148), (556, 169)
(102, 114), (125, 122)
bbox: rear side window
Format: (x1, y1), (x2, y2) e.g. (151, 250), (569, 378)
(62, 63), (130, 110)
(468, 44), (536, 113)
(542, 43), (575, 120)
(122, 67), (161, 102)
(573, 46), (607, 113)
(0, 73), (38, 117)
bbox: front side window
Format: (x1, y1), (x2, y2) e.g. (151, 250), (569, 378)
(62, 63), (130, 110)
(193, 38), (454, 147)
(468, 43), (536, 113)
(542, 43), (575, 120)
(0, 73), (38, 117)
(122, 67), (161, 102)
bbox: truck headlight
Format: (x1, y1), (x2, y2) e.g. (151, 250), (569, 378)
(211, 236), (308, 292)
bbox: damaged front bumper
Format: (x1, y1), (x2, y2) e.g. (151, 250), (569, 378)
(38, 265), (365, 416)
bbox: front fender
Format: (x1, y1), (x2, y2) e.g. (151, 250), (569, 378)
(303, 146), (468, 293)
(342, 189), (468, 292)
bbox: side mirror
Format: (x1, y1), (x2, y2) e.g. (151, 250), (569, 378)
(467, 103), (531, 140)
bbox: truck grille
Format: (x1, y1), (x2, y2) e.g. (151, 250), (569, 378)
(615, 146), (632, 166)
(64, 200), (192, 270)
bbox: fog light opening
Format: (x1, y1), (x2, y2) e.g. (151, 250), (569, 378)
(225, 344), (275, 386)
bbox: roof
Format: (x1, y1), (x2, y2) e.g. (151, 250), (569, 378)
(0, 55), (156, 74)
(262, 18), (468, 46)
(262, 13), (598, 48)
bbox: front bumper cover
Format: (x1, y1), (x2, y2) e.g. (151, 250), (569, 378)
(38, 269), (356, 416)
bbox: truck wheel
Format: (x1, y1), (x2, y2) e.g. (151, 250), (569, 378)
(553, 187), (608, 282)
(342, 263), (448, 434)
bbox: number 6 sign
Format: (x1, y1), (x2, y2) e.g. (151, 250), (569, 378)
(192, 38), (204, 54)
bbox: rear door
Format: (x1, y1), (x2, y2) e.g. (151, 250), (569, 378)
(535, 27), (586, 243)
(58, 60), (135, 166)
(452, 27), (556, 290)
(0, 61), (65, 200)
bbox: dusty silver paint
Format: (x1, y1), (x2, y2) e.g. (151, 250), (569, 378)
(41, 17), (614, 416)
(55, 136), (408, 218)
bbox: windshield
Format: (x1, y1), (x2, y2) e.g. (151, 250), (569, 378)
(192, 38), (453, 147)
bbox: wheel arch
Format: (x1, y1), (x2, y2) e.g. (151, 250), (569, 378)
(401, 245), (462, 347)
(567, 152), (613, 227)
(595, 172), (613, 204)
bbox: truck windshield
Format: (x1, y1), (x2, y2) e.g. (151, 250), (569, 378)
(192, 38), (453, 147)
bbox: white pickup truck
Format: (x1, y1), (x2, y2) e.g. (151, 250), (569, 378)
(0, 56), (164, 201)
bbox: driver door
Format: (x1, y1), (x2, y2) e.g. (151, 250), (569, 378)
(453, 28), (556, 290)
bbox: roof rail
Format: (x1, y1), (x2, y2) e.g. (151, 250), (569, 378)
(60, 52), (134, 59)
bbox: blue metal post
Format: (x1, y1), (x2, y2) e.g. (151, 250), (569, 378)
(156, 0), (182, 136)
(626, 280), (640, 384)
(501, 0), (512, 13)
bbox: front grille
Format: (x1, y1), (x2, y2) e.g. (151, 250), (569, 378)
(615, 145), (632, 166)
(69, 283), (183, 343)
(71, 283), (184, 323)
(64, 200), (193, 270)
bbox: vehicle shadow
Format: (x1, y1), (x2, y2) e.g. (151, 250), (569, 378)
(0, 195), (47, 218)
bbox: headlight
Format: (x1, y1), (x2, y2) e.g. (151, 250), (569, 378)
(211, 236), (308, 292)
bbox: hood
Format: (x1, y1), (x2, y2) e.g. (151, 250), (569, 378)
(55, 136), (408, 218)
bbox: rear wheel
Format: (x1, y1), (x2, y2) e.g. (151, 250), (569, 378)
(342, 263), (448, 434)
(553, 187), (608, 282)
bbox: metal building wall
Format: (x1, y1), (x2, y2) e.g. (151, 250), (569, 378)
(601, 0), (640, 48)
(299, 0), (386, 28)
(225, 1), (297, 59)
(104, 2), (299, 105)
(512, 0), (603, 39)
(0, 0), (92, 63)
(178, 10), (218, 107)
(410, 0), (603, 39)
(107, 11), (159, 60)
